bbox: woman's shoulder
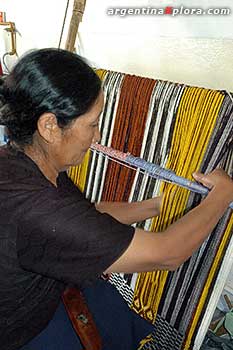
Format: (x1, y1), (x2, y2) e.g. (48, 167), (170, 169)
(0, 144), (52, 189)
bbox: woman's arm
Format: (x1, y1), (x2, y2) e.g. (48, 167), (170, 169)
(104, 169), (233, 273)
(95, 196), (162, 225)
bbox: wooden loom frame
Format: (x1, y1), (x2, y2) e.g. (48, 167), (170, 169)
(65, 0), (86, 52)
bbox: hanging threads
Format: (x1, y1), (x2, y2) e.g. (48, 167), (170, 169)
(68, 70), (233, 350)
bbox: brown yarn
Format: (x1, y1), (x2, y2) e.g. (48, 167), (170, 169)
(101, 75), (156, 202)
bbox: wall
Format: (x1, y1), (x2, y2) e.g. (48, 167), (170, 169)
(1, 1), (233, 91)
(0, 0), (71, 71)
(0, 0), (233, 288)
(79, 0), (233, 91)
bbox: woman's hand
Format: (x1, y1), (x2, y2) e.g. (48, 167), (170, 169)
(193, 169), (233, 206)
(95, 195), (162, 226)
(143, 195), (163, 217)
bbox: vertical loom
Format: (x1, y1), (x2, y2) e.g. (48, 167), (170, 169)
(69, 70), (233, 350)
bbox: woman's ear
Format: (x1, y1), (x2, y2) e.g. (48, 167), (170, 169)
(37, 113), (59, 144)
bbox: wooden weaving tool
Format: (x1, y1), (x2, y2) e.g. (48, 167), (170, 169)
(90, 143), (233, 210)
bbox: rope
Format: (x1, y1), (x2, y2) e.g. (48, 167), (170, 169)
(58, 0), (70, 48)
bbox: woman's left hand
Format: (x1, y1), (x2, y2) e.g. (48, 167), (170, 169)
(96, 195), (162, 225)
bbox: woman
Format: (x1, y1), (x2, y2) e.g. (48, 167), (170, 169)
(0, 48), (232, 350)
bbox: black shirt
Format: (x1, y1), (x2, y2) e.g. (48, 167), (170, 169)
(0, 144), (135, 350)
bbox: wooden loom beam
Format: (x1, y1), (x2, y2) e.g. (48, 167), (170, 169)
(65, 0), (86, 52)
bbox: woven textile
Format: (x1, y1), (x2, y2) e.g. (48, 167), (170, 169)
(68, 70), (233, 350)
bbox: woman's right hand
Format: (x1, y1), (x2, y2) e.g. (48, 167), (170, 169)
(192, 168), (233, 205)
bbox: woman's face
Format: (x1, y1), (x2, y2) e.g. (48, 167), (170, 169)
(53, 91), (104, 171)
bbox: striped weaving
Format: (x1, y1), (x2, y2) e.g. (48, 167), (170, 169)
(68, 70), (233, 350)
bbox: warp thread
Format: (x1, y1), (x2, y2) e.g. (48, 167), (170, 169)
(69, 71), (233, 350)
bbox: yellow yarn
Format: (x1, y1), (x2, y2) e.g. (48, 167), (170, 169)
(67, 72), (230, 349)
(96, 69), (108, 80)
(68, 150), (91, 192)
(138, 333), (154, 350)
(132, 88), (224, 324)
(184, 213), (233, 349)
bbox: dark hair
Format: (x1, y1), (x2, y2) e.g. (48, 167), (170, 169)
(0, 48), (101, 146)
